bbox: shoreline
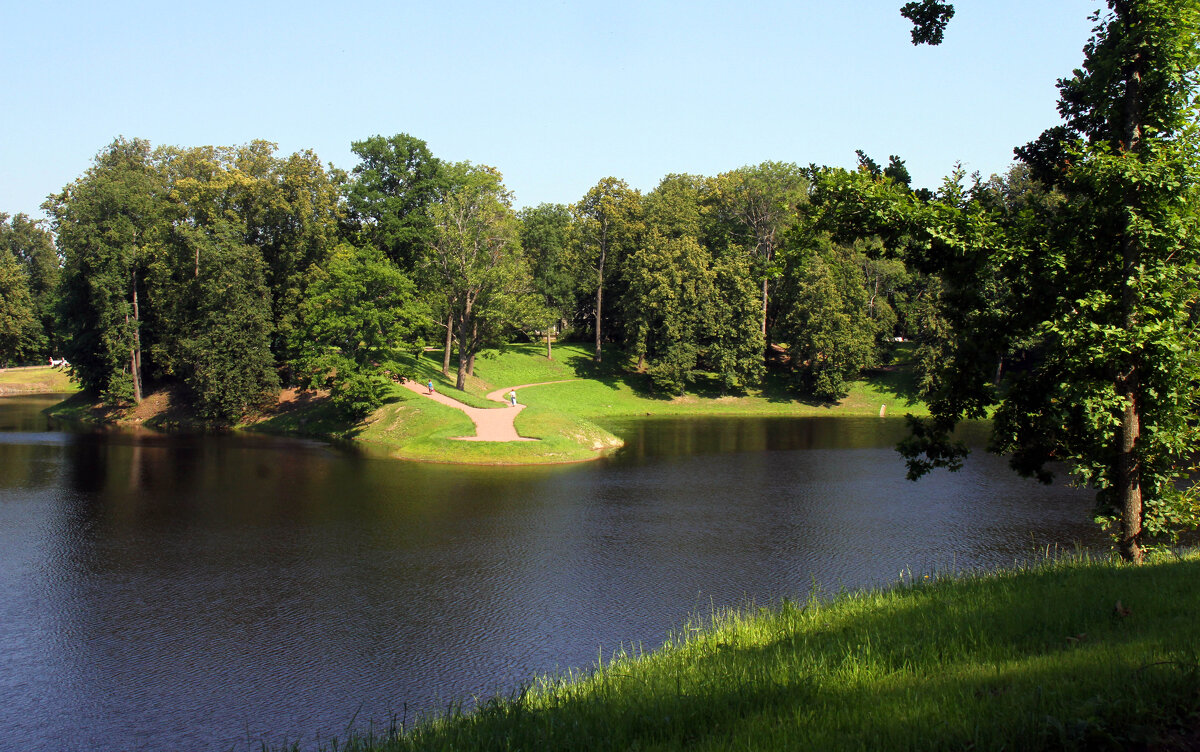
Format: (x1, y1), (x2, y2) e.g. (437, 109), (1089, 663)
(27, 344), (928, 465)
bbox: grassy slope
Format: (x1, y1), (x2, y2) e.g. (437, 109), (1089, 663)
(301, 552), (1200, 752)
(48, 342), (927, 464)
(457, 342), (926, 422)
(0, 366), (78, 395)
(305, 342), (927, 464)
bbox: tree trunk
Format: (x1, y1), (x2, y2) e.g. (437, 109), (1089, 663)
(130, 269), (142, 404)
(546, 329), (553, 360)
(761, 277), (769, 343)
(1117, 370), (1143, 564)
(442, 315), (453, 375)
(466, 322), (478, 376)
(455, 314), (469, 391)
(594, 254), (605, 363)
(1116, 37), (1145, 564)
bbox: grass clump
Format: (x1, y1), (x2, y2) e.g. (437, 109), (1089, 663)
(292, 552), (1200, 751)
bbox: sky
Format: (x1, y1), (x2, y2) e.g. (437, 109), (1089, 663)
(2, 1), (1099, 218)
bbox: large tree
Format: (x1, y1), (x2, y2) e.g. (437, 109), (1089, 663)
(901, 0), (1200, 562)
(427, 164), (536, 390)
(572, 178), (643, 362)
(294, 242), (423, 418)
(345, 133), (445, 269)
(706, 162), (808, 350)
(519, 203), (575, 359)
(0, 245), (42, 365)
(47, 138), (163, 403)
(0, 213), (58, 360)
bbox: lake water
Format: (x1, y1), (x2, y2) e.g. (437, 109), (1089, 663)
(0, 394), (1103, 751)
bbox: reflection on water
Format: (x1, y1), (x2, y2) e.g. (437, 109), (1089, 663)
(0, 395), (1102, 751)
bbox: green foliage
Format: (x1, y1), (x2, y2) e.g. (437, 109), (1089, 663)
(901, 0), (955, 46)
(902, 0), (1200, 556)
(179, 225), (279, 424)
(571, 177), (644, 360)
(518, 203), (576, 332)
(0, 246), (43, 365)
(0, 213), (59, 359)
(623, 233), (714, 393)
(778, 240), (885, 400)
(294, 243), (423, 419)
(47, 137), (163, 403)
(345, 133), (445, 268)
(428, 164), (537, 389)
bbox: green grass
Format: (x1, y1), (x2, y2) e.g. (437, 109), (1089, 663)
(322, 342), (927, 465)
(0, 366), (78, 394)
(286, 551), (1200, 751)
(48, 342), (928, 464)
(461, 342), (927, 422)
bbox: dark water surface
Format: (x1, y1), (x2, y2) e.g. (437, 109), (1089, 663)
(0, 395), (1102, 751)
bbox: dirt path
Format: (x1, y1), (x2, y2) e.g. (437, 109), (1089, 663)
(399, 379), (577, 442)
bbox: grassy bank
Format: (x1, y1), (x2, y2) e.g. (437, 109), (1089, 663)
(288, 552), (1200, 751)
(0, 366), (78, 395)
(47, 342), (927, 464)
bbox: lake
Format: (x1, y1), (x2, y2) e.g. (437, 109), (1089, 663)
(0, 394), (1102, 751)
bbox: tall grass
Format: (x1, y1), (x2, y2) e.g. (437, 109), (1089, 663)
(284, 552), (1199, 751)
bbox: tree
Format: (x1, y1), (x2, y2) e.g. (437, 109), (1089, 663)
(177, 224), (279, 424)
(0, 213), (58, 360)
(706, 162), (808, 350)
(427, 163), (536, 390)
(345, 133), (445, 268)
(623, 232), (715, 393)
(0, 246), (42, 365)
(901, 0), (1200, 562)
(777, 239), (885, 400)
(47, 138), (163, 403)
(294, 243), (423, 418)
(519, 203), (575, 359)
(572, 178), (643, 362)
(900, 0), (955, 46)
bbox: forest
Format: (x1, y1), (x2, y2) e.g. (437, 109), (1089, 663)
(1, 0), (1198, 560)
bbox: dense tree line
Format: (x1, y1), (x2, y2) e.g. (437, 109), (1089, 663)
(15, 132), (945, 418)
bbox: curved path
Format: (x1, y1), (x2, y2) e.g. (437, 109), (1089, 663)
(399, 379), (577, 442)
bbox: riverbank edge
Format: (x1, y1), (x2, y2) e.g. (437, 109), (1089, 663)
(36, 342), (928, 465)
(41, 386), (629, 465)
(287, 551), (1200, 752)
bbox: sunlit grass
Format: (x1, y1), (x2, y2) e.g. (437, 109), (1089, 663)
(286, 551), (1200, 751)
(0, 366), (78, 393)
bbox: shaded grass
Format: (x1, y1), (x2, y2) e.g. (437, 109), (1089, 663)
(288, 552), (1200, 751)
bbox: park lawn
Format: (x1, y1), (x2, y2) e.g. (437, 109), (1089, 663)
(454, 342), (928, 422)
(253, 381), (622, 465)
(288, 551), (1200, 751)
(288, 341), (929, 465)
(0, 366), (78, 394)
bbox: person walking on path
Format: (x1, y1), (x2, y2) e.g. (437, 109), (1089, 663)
(508, 389), (517, 407)
(427, 380), (435, 394)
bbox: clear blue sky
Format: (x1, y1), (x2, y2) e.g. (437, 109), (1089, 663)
(2, 1), (1098, 218)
